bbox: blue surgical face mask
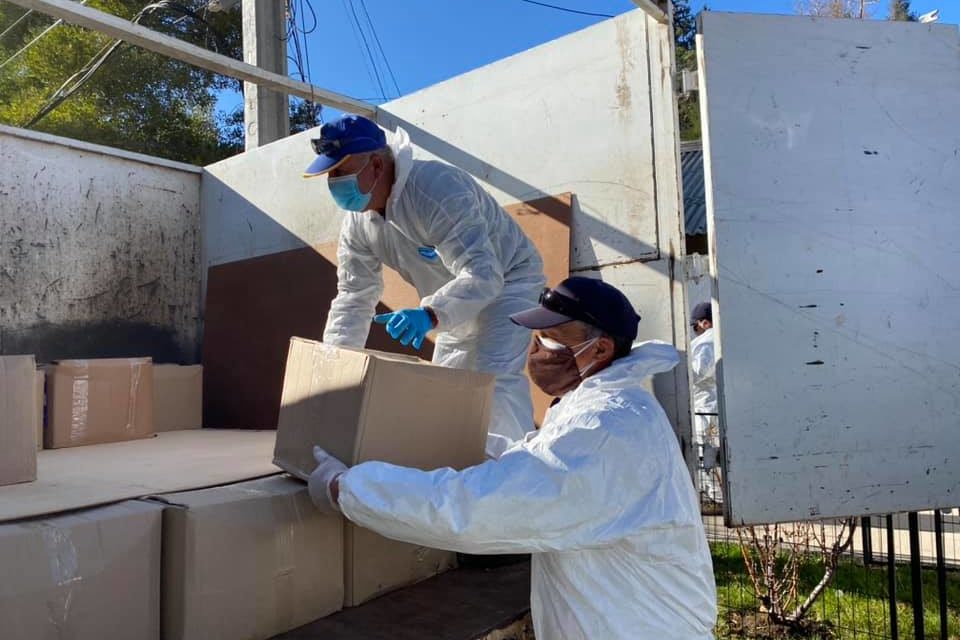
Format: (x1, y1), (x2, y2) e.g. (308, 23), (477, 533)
(328, 158), (374, 212)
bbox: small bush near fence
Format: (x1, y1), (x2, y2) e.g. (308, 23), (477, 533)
(712, 542), (960, 639)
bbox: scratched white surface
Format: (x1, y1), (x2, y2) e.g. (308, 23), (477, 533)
(699, 13), (960, 524)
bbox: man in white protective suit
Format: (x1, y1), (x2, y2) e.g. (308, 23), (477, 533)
(690, 301), (722, 509)
(304, 114), (545, 459)
(308, 277), (717, 640)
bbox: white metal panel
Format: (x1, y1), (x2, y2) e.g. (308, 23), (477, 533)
(203, 10), (665, 271)
(0, 125), (202, 362)
(376, 14), (660, 270)
(699, 13), (960, 523)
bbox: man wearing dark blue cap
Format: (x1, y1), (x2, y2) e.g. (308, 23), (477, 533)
(690, 301), (721, 507)
(305, 115), (545, 459)
(307, 277), (717, 639)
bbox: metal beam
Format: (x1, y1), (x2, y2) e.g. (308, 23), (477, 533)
(5, 0), (375, 116)
(631, 0), (670, 24)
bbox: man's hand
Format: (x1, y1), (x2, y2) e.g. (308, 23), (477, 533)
(308, 446), (347, 513)
(373, 307), (436, 350)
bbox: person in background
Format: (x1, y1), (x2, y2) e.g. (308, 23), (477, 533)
(308, 277), (718, 640)
(304, 114), (545, 458)
(690, 301), (722, 510)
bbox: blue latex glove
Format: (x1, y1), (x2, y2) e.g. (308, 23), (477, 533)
(374, 307), (434, 350)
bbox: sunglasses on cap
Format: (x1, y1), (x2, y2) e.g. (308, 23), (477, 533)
(539, 287), (604, 328)
(310, 136), (383, 156)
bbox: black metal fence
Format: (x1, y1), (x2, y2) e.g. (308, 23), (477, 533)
(700, 483), (960, 639)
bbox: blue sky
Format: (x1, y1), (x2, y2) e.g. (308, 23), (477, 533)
(217, 0), (957, 121)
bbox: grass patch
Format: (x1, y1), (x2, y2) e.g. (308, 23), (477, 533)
(712, 542), (960, 639)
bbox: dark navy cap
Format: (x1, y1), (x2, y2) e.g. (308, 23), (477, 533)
(510, 277), (641, 343)
(304, 115), (387, 177)
(691, 302), (712, 325)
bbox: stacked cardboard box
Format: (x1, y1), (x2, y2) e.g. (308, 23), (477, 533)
(153, 364), (203, 431)
(274, 338), (494, 606)
(0, 500), (163, 640)
(35, 367), (45, 450)
(157, 476), (342, 640)
(45, 358), (154, 448)
(0, 355), (38, 486)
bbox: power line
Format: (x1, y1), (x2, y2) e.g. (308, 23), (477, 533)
(294, 0), (317, 35)
(357, 0), (399, 97)
(340, 0), (381, 100)
(0, 8), (34, 43)
(346, 0), (387, 100)
(299, 0), (314, 86)
(515, 0), (614, 18)
(23, 1), (227, 127)
(0, 2), (90, 73)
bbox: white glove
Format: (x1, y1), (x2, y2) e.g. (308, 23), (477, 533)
(308, 446), (347, 513)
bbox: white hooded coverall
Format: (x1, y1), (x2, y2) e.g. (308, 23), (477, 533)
(322, 128), (545, 459)
(335, 342), (718, 640)
(690, 326), (721, 502)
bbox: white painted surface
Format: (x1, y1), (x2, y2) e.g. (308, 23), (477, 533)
(201, 9), (693, 444)
(0, 125), (202, 360)
(0, 124), (201, 173)
(204, 11), (666, 270)
(699, 13), (960, 523)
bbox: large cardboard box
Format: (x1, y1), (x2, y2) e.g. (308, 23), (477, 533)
(46, 358), (154, 448)
(35, 368), (45, 450)
(275, 338), (493, 605)
(157, 475), (343, 640)
(153, 364), (202, 431)
(0, 355), (38, 486)
(0, 500), (162, 640)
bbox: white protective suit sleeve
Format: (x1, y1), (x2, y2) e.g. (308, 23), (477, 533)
(337, 402), (671, 555)
(690, 335), (715, 382)
(322, 215), (384, 347)
(409, 170), (505, 331)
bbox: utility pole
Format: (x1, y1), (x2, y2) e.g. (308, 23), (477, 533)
(242, 0), (288, 149)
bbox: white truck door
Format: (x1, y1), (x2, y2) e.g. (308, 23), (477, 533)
(699, 13), (960, 524)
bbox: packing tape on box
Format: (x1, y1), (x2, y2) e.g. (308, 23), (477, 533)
(126, 359), (143, 434)
(310, 343), (342, 388)
(33, 521), (82, 629)
(270, 490), (299, 629)
(70, 361), (90, 445)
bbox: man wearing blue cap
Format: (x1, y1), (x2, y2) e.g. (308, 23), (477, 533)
(307, 277), (717, 640)
(690, 301), (722, 508)
(305, 115), (545, 459)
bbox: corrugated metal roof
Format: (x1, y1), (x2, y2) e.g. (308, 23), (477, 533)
(681, 141), (706, 236)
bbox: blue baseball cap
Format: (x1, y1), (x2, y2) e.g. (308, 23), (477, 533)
(303, 115), (387, 177)
(510, 276), (641, 343)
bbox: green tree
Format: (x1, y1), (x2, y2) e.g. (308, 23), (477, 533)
(888, 0), (917, 20)
(795, 0), (879, 18)
(673, 0), (700, 141)
(0, 0), (243, 164)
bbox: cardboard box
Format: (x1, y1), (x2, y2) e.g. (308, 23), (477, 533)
(0, 500), (162, 640)
(158, 475), (343, 640)
(153, 364), (202, 431)
(275, 338), (493, 605)
(0, 355), (38, 486)
(35, 368), (45, 450)
(46, 358), (154, 448)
